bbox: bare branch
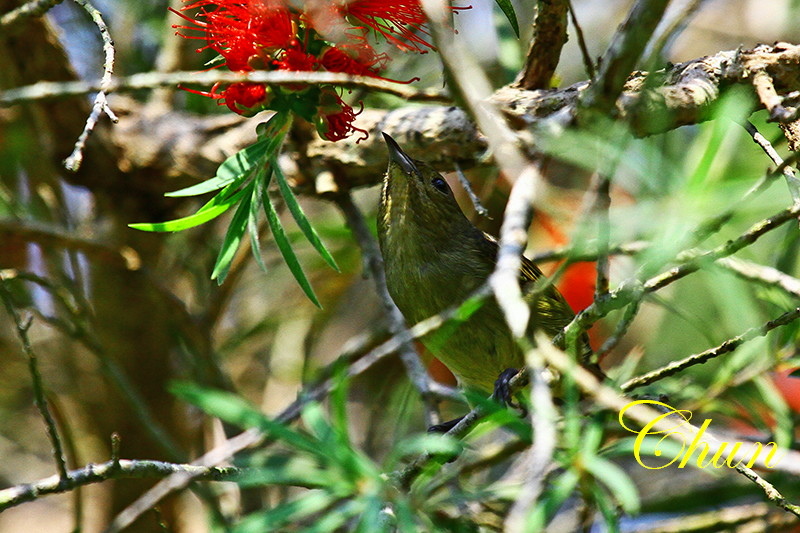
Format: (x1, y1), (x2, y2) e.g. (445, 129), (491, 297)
(63, 0), (118, 172)
(0, 70), (449, 106)
(622, 306), (800, 391)
(556, 201), (800, 347)
(516, 0), (570, 90)
(717, 256), (800, 298)
(567, 0), (596, 79)
(743, 121), (800, 203)
(0, 276), (68, 480)
(0, 459), (239, 512)
(0, 0), (63, 32)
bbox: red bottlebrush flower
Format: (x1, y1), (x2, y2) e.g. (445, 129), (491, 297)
(339, 0), (465, 52)
(273, 45), (319, 91)
(184, 82), (269, 115)
(320, 43), (419, 84)
(273, 45), (318, 72)
(221, 82), (270, 114)
(172, 0), (296, 72)
(315, 90), (369, 143)
(320, 44), (387, 76)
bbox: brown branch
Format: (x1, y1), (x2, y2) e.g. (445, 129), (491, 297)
(516, 0), (570, 90)
(63, 0), (118, 172)
(0, 459), (239, 512)
(567, 0), (595, 79)
(0, 275), (68, 480)
(0, 70), (449, 106)
(5, 44), (800, 192)
(621, 306), (800, 391)
(0, 0), (63, 32)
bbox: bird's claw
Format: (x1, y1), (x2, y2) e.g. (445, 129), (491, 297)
(493, 368), (528, 417)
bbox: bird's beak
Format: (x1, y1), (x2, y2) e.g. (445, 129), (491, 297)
(382, 133), (418, 175)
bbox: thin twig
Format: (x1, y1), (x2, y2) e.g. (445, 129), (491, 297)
(454, 163), (489, 217)
(645, 201), (800, 292)
(0, 459), (240, 512)
(597, 297), (642, 358)
(743, 121), (800, 203)
(557, 201), (800, 347)
(0, 0), (63, 31)
(395, 368), (530, 490)
(63, 0), (118, 172)
(0, 277), (68, 479)
(621, 306), (800, 391)
(333, 192), (442, 427)
(716, 256), (800, 298)
(692, 151), (800, 245)
(0, 70), (449, 107)
(593, 175), (611, 298)
(567, 0), (596, 79)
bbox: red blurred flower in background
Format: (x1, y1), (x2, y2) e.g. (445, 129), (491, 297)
(172, 0), (465, 141)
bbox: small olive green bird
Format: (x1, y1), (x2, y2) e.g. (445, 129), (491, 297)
(377, 134), (600, 428)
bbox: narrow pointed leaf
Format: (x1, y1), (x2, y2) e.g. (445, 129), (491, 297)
(248, 172), (269, 274)
(129, 186), (248, 232)
(262, 186), (322, 308)
(495, 0), (520, 37)
(272, 159), (339, 272)
(171, 383), (322, 454)
(211, 185), (253, 283)
(165, 139), (271, 198)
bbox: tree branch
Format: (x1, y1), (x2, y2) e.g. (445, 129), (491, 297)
(0, 459), (240, 512)
(516, 0), (570, 90)
(621, 306), (800, 391)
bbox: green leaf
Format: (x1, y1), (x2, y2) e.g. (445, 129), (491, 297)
(248, 172), (270, 274)
(165, 140), (271, 198)
(234, 491), (335, 533)
(384, 434), (461, 468)
(262, 184), (322, 308)
(166, 111), (291, 198)
(495, 0), (520, 38)
(272, 159), (339, 272)
(583, 455), (640, 513)
(236, 455), (331, 489)
(211, 184), (253, 283)
(128, 186), (248, 232)
(171, 383), (321, 455)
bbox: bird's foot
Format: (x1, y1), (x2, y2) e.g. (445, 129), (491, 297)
(428, 416), (464, 433)
(492, 368), (528, 418)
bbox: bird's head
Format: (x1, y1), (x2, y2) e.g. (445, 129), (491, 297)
(379, 133), (468, 233)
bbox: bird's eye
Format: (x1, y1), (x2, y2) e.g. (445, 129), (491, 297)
(431, 176), (449, 193)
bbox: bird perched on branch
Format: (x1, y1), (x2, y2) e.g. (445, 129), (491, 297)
(377, 133), (602, 431)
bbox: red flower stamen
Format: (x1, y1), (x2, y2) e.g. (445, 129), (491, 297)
(316, 91), (369, 143)
(320, 44), (417, 84)
(172, 0), (295, 72)
(339, 0), (464, 52)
